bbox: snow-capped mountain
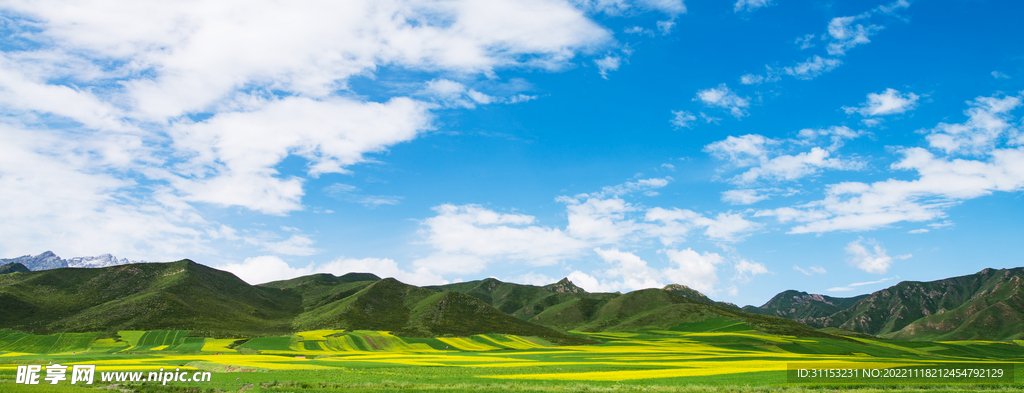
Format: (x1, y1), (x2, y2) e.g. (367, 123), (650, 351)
(0, 251), (143, 271)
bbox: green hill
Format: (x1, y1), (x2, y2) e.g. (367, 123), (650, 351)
(260, 273), (380, 313)
(428, 277), (604, 321)
(817, 267), (1024, 340)
(0, 262), (30, 275)
(293, 278), (593, 344)
(664, 283), (741, 310)
(886, 269), (1024, 341)
(530, 287), (846, 339)
(741, 290), (867, 324)
(0, 260), (301, 336)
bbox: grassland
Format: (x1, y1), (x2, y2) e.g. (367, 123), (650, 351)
(0, 326), (1022, 393)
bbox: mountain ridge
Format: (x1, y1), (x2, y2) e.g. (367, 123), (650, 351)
(1, 251), (143, 271)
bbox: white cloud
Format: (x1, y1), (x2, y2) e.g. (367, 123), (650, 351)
(795, 34), (816, 50)
(845, 237), (908, 274)
(722, 189), (770, 205)
(258, 234), (319, 256)
(827, 276), (896, 292)
(695, 84), (750, 118)
(507, 272), (558, 286)
(656, 19), (676, 35)
(570, 0), (686, 16)
(165, 96), (432, 214)
(734, 0), (772, 13)
(325, 183), (402, 207)
(732, 147), (864, 184)
(755, 95), (1024, 234)
(217, 254), (443, 286)
(0, 122), (214, 261)
(414, 204), (588, 274)
(825, 16), (882, 56)
(733, 259), (768, 282)
(671, 110), (698, 128)
(908, 228), (929, 234)
(595, 55), (622, 79)
(663, 248), (726, 294)
(793, 264), (826, 276)
(843, 88), (920, 116)
(644, 207), (760, 244)
(739, 74), (765, 85)
(991, 71), (1010, 79)
(784, 56), (842, 80)
(421, 79), (496, 109)
(704, 134), (778, 166)
(592, 247), (663, 291)
(705, 129), (866, 185)
(926, 95), (1021, 156)
(0, 0), (624, 261)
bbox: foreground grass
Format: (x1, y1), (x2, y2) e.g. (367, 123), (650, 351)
(1, 329), (1022, 392)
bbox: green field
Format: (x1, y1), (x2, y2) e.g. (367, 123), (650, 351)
(1, 327), (1023, 393)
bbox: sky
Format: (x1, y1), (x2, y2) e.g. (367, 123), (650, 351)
(1, 0), (1023, 307)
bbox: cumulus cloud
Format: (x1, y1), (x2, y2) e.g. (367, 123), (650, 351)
(925, 95), (1021, 156)
(644, 207), (760, 244)
(843, 88), (920, 116)
(414, 178), (762, 283)
(756, 94), (1024, 234)
(695, 84), (750, 118)
(413, 204), (588, 274)
(704, 128), (866, 186)
(217, 254), (443, 285)
(662, 248), (726, 294)
(0, 0), (624, 261)
(845, 238), (907, 274)
(733, 259), (769, 282)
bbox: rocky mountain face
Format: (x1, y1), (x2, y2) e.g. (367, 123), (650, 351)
(742, 290), (868, 322)
(816, 267), (1024, 339)
(0, 251), (140, 271)
(746, 267), (1024, 341)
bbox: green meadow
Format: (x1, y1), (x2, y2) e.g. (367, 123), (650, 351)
(1, 323), (1023, 393)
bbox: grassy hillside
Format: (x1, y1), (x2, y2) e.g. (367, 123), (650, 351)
(0, 260), (302, 336)
(887, 270), (1024, 341)
(531, 288), (847, 340)
(0, 262), (30, 275)
(260, 273), (380, 312)
(293, 278), (593, 344)
(819, 267), (1024, 339)
(428, 277), (600, 321)
(664, 283), (741, 309)
(741, 290), (867, 323)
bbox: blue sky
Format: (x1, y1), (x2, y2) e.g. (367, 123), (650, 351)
(1, 0), (1022, 307)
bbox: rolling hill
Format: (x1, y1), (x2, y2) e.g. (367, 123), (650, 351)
(0, 262), (30, 275)
(817, 267), (1024, 340)
(4, 259), (1022, 342)
(0, 260), (301, 336)
(741, 290), (867, 322)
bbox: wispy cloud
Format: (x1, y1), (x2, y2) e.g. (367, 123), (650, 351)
(827, 276), (898, 292)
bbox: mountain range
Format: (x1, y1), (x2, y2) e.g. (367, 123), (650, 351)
(0, 251), (141, 271)
(0, 259), (1021, 342)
